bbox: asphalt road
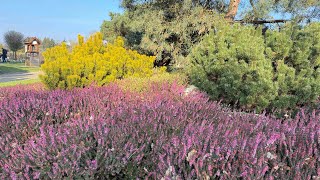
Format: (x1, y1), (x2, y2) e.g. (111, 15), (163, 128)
(0, 71), (41, 83)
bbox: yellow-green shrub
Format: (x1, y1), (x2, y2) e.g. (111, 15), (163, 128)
(115, 69), (188, 93)
(41, 33), (155, 90)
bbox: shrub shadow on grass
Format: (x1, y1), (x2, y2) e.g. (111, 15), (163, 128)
(0, 65), (28, 75)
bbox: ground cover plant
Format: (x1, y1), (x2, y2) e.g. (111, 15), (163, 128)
(0, 82), (319, 179)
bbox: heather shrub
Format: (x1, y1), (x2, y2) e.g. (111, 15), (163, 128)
(0, 83), (44, 99)
(189, 22), (320, 113)
(41, 33), (155, 90)
(0, 84), (320, 179)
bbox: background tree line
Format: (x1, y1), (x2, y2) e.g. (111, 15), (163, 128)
(1, 31), (57, 60)
(101, 0), (319, 69)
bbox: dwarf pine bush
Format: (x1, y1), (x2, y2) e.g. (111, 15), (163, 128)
(188, 23), (277, 112)
(41, 33), (155, 90)
(189, 22), (320, 113)
(265, 23), (320, 111)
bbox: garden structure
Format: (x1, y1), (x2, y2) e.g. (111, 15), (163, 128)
(24, 37), (41, 66)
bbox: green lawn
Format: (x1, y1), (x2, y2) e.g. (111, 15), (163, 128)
(0, 62), (42, 87)
(0, 78), (41, 87)
(0, 62), (41, 75)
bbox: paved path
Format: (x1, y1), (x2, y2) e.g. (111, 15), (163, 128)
(0, 71), (42, 83)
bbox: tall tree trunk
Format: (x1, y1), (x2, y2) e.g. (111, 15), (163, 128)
(225, 0), (241, 21)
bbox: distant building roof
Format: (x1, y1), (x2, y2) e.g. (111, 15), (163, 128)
(24, 37), (41, 45)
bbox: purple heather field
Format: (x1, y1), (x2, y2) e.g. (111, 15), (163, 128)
(0, 82), (319, 179)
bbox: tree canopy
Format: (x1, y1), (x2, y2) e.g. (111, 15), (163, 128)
(121, 0), (319, 22)
(4, 31), (24, 60)
(101, 0), (319, 69)
(101, 4), (225, 68)
(41, 37), (56, 52)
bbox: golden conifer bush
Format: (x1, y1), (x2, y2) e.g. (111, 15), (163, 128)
(41, 33), (155, 90)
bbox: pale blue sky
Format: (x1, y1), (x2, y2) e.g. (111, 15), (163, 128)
(0, 0), (122, 43)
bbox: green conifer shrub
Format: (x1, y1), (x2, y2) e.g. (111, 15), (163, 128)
(188, 22), (320, 113)
(265, 23), (320, 111)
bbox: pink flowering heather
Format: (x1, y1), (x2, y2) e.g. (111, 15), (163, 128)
(0, 82), (319, 179)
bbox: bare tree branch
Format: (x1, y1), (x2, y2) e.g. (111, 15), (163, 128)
(234, 19), (290, 24)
